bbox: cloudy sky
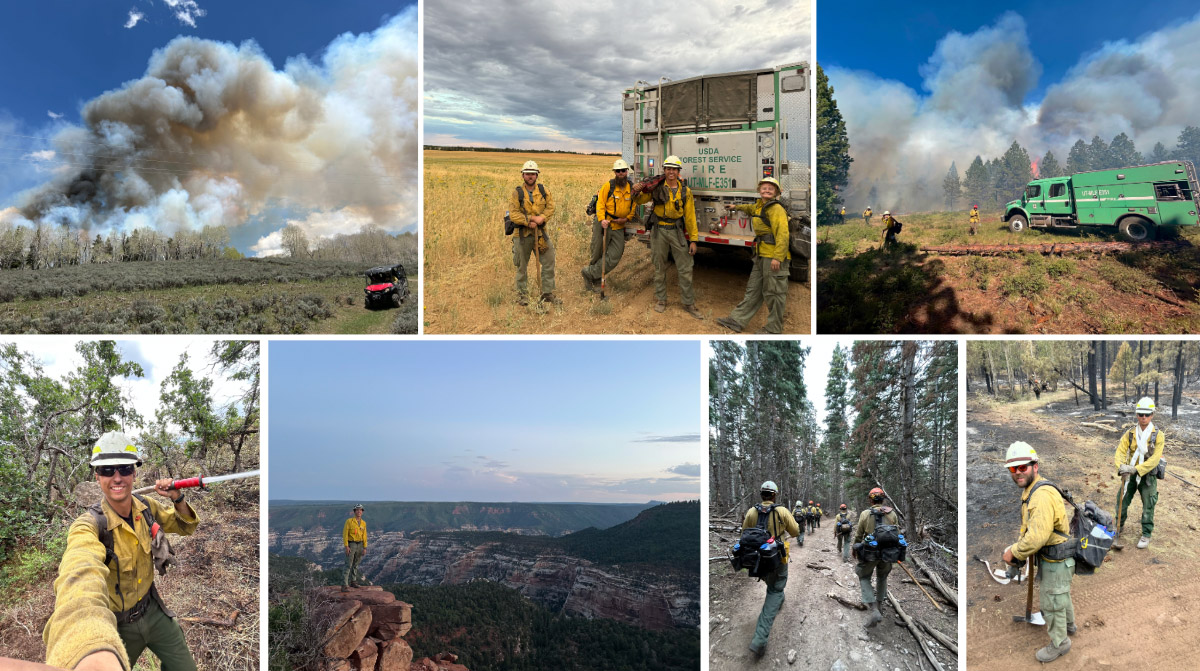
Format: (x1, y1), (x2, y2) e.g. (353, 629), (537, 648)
(10, 337), (246, 433)
(424, 0), (811, 152)
(820, 1), (1200, 211)
(0, 1), (417, 256)
(269, 341), (702, 503)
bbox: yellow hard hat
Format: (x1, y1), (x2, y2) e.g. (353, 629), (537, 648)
(663, 155), (683, 169)
(758, 177), (781, 192)
(1005, 441), (1038, 468)
(521, 160), (540, 174)
(612, 159), (630, 171)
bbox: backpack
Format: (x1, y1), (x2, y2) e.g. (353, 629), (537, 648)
(504, 184), (547, 235)
(586, 179), (626, 218)
(730, 503), (783, 579)
(89, 494), (174, 577)
(1123, 428), (1166, 480)
(1027, 480), (1113, 575)
(862, 507), (906, 563)
(835, 514), (852, 536)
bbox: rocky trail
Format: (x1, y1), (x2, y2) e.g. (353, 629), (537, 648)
(966, 391), (1200, 670)
(708, 513), (957, 670)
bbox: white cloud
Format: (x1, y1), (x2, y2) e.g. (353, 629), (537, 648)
(162, 0), (205, 28)
(25, 150), (55, 161)
(47, 110), (63, 120)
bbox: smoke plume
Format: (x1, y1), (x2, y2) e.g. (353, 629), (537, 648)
(830, 11), (1200, 212)
(4, 8), (417, 255)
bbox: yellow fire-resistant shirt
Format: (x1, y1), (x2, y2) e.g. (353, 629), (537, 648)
(44, 495), (198, 671)
(853, 505), (899, 544)
(507, 183), (556, 238)
(344, 517), (368, 547)
(969, 209), (980, 223)
(732, 200), (790, 262)
(596, 180), (651, 231)
(743, 504), (801, 563)
(650, 183), (698, 242)
(1114, 427), (1165, 478)
(1011, 474), (1070, 562)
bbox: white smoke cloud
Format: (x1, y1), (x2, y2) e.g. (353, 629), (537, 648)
(47, 110), (63, 119)
(13, 9), (417, 248)
(830, 10), (1200, 212)
(125, 10), (145, 29)
(26, 150), (56, 161)
(162, 0), (205, 28)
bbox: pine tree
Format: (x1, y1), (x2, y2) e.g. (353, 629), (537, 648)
(1066, 139), (1090, 174)
(822, 345), (850, 506)
(964, 156), (989, 209)
(942, 162), (961, 210)
(1176, 126), (1200, 167)
(999, 141), (1032, 203)
(1087, 135), (1112, 170)
(1109, 132), (1143, 167)
(1039, 150), (1063, 178)
(1148, 141), (1171, 163)
(816, 65), (852, 227)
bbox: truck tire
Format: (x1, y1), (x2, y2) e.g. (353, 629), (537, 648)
(1118, 216), (1155, 242)
(391, 291), (401, 308)
(789, 257), (809, 283)
(1008, 214), (1027, 233)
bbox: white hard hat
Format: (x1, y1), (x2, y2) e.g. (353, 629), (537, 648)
(883, 210), (891, 215)
(760, 480), (779, 494)
(521, 160), (540, 174)
(1005, 441), (1038, 468)
(1136, 397), (1156, 414)
(663, 155), (683, 169)
(758, 177), (781, 192)
(612, 159), (630, 171)
(90, 431), (143, 467)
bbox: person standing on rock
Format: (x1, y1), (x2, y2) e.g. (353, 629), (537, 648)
(1113, 397), (1164, 550)
(742, 481), (801, 659)
(852, 487), (900, 628)
(1001, 441), (1076, 664)
(44, 432), (199, 671)
(343, 504), (371, 591)
(834, 504), (854, 562)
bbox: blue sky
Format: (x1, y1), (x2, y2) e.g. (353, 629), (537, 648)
(268, 341), (702, 503)
(0, 0), (417, 255)
(819, 0), (1200, 102)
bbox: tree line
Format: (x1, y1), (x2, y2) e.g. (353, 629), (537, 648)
(943, 127), (1200, 211)
(709, 340), (957, 546)
(968, 340), (1197, 419)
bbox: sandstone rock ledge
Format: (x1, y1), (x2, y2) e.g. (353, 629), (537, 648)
(315, 586), (469, 671)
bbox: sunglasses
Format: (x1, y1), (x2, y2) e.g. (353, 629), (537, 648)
(1007, 463), (1032, 474)
(1136, 412), (1153, 417)
(96, 464), (136, 477)
(615, 169), (628, 173)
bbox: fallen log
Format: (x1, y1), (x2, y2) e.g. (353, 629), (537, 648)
(887, 591), (945, 671)
(827, 593), (866, 610)
(913, 616), (958, 655)
(1081, 422), (1119, 432)
(807, 563), (832, 571)
(919, 240), (1187, 257)
(910, 553), (958, 608)
(927, 539), (957, 558)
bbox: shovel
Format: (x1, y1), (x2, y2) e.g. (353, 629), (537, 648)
(1013, 560), (1045, 626)
(600, 223), (608, 300)
(1112, 473), (1129, 550)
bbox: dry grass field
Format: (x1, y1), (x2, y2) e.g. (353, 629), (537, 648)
(423, 150), (810, 334)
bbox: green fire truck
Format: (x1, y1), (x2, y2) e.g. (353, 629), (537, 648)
(1005, 161), (1200, 241)
(621, 62), (810, 281)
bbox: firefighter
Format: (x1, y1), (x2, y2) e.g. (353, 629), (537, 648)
(815, 502), (823, 528)
(343, 504), (370, 590)
(834, 504), (854, 562)
(1113, 397), (1164, 550)
(648, 155), (703, 318)
(853, 487), (899, 628)
(743, 481), (801, 658)
(863, 206), (873, 224)
(582, 159), (649, 294)
(969, 205), (980, 235)
(807, 500), (818, 533)
(508, 160), (559, 306)
(44, 432), (199, 671)
(791, 500), (806, 546)
(880, 211), (902, 249)
(839, 205), (846, 223)
(1002, 441), (1076, 663)
(716, 177), (790, 334)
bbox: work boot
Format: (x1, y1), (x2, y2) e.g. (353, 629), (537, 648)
(748, 643), (765, 659)
(1034, 638), (1071, 663)
(1067, 622), (1076, 635)
(683, 304), (704, 320)
(541, 293), (562, 306)
(517, 293), (529, 306)
(865, 602), (882, 627)
(581, 270), (597, 293)
(341, 585), (348, 592)
(654, 301), (666, 313)
(1137, 536), (1150, 549)
(716, 316), (743, 333)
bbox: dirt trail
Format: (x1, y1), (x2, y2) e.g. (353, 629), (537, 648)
(425, 243), (810, 334)
(709, 515), (956, 670)
(966, 392), (1200, 670)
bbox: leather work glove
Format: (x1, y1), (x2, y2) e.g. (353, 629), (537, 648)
(1118, 464), (1136, 476)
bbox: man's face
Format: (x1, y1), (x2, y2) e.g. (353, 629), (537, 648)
(664, 166), (680, 181)
(1137, 412), (1152, 429)
(355, 509), (363, 518)
(523, 172), (538, 187)
(1009, 461), (1037, 489)
(758, 183), (779, 199)
(96, 463), (136, 505)
(613, 168), (628, 185)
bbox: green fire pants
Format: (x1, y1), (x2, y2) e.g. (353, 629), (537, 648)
(855, 559), (892, 604)
(582, 221), (627, 283)
(837, 533), (851, 560)
(725, 256), (789, 333)
(1039, 557), (1075, 648)
(345, 541), (366, 587)
(513, 230), (556, 296)
(750, 562), (788, 651)
(1119, 473), (1158, 538)
(117, 598), (197, 671)
(650, 225), (694, 305)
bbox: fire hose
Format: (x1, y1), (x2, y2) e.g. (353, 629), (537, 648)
(131, 469), (261, 496)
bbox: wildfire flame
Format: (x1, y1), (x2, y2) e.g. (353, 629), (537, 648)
(1031, 158), (1040, 178)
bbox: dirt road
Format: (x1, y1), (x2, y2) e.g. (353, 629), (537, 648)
(966, 392), (1200, 670)
(709, 514), (956, 670)
(425, 242), (810, 334)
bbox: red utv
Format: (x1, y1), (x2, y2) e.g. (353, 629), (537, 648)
(364, 264), (409, 309)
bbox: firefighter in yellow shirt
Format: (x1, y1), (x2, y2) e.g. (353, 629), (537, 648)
(1112, 397), (1164, 550)
(969, 205), (980, 235)
(717, 177), (791, 334)
(44, 432), (199, 671)
(343, 504), (370, 591)
(508, 160), (558, 306)
(582, 159), (650, 293)
(742, 481), (801, 658)
(1001, 442), (1075, 663)
(648, 156), (703, 319)
(863, 206), (873, 224)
